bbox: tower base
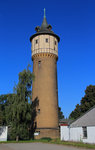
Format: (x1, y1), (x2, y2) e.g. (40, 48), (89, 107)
(34, 128), (59, 139)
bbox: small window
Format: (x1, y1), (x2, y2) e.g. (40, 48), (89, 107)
(55, 41), (57, 45)
(34, 122), (37, 128)
(46, 38), (48, 43)
(35, 39), (38, 44)
(83, 127), (87, 138)
(38, 61), (41, 68)
(38, 109), (40, 114)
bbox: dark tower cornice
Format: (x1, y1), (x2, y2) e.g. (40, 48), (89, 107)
(30, 9), (60, 42)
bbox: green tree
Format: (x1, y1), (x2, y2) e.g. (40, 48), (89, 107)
(5, 66), (38, 141)
(0, 108), (3, 125)
(69, 85), (95, 119)
(0, 94), (12, 125)
(58, 106), (64, 120)
(69, 104), (81, 120)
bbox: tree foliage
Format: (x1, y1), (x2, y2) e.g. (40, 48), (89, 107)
(0, 94), (12, 125)
(69, 85), (95, 119)
(58, 106), (64, 120)
(0, 65), (64, 140)
(4, 66), (38, 140)
(0, 108), (3, 125)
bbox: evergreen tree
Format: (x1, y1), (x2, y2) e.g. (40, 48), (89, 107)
(0, 108), (3, 125)
(0, 94), (11, 125)
(69, 104), (81, 120)
(58, 107), (64, 120)
(69, 85), (95, 119)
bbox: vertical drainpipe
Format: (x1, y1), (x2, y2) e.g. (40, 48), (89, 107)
(68, 124), (70, 141)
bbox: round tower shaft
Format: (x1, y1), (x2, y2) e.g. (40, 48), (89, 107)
(30, 10), (60, 139)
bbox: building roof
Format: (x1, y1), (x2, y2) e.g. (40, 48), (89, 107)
(30, 9), (60, 42)
(59, 118), (72, 123)
(59, 118), (72, 126)
(70, 106), (95, 127)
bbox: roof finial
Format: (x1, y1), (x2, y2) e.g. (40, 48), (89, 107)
(44, 8), (46, 18)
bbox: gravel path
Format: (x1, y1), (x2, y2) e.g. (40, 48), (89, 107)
(0, 143), (92, 150)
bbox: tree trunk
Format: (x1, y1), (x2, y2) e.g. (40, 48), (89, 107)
(16, 135), (19, 141)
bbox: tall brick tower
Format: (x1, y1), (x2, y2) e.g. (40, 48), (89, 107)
(30, 9), (60, 139)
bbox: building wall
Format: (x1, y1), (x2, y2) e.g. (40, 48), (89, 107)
(31, 35), (58, 56)
(70, 127), (83, 142)
(31, 31), (59, 139)
(32, 54), (59, 129)
(35, 128), (59, 139)
(60, 126), (95, 144)
(0, 126), (8, 141)
(31, 32), (59, 139)
(83, 126), (95, 144)
(60, 126), (69, 141)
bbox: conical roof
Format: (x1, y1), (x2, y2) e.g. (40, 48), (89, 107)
(30, 9), (60, 42)
(41, 10), (48, 30)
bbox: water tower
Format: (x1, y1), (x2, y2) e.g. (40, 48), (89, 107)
(30, 9), (60, 139)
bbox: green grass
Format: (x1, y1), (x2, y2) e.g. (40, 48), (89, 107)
(0, 138), (95, 149)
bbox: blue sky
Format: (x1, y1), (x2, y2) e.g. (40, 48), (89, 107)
(0, 0), (95, 117)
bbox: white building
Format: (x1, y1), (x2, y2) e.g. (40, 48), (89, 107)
(61, 106), (95, 144)
(0, 126), (8, 141)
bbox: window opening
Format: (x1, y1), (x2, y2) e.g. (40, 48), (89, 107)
(55, 41), (57, 45)
(82, 126), (87, 138)
(38, 109), (40, 114)
(46, 38), (48, 43)
(38, 61), (41, 68)
(35, 39), (38, 44)
(35, 122), (37, 128)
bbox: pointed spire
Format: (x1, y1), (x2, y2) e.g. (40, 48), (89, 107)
(41, 8), (48, 29)
(44, 8), (46, 18)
